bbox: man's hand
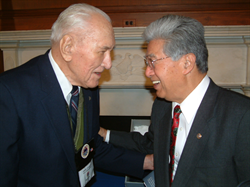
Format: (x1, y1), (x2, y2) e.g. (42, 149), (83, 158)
(98, 127), (107, 141)
(143, 154), (154, 170)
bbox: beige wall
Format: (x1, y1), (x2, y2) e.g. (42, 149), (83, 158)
(0, 26), (249, 116)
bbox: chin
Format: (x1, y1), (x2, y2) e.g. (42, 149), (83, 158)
(156, 91), (166, 100)
(86, 82), (99, 88)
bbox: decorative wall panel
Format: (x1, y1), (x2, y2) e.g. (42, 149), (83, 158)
(0, 26), (249, 115)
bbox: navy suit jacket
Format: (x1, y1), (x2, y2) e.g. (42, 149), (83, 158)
(0, 51), (145, 187)
(110, 79), (250, 186)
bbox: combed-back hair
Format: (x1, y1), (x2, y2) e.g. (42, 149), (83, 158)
(143, 14), (208, 73)
(50, 3), (111, 44)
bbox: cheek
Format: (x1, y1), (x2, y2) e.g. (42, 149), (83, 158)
(84, 62), (101, 80)
(155, 67), (168, 81)
(79, 56), (97, 72)
(87, 53), (103, 68)
(156, 68), (175, 89)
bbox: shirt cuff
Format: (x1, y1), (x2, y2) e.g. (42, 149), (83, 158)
(105, 129), (110, 143)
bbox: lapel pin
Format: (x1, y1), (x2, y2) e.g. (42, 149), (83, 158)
(197, 133), (202, 139)
(89, 96), (91, 101)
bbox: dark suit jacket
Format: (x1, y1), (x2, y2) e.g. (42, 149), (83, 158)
(110, 79), (250, 187)
(0, 51), (145, 187)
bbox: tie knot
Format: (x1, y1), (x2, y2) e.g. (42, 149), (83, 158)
(173, 105), (182, 119)
(71, 86), (79, 96)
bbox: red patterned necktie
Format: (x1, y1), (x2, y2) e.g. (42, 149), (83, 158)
(169, 105), (182, 184)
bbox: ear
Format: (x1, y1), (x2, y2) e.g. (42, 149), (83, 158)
(182, 53), (196, 75)
(60, 35), (74, 62)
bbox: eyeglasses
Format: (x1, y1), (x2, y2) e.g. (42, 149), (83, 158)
(144, 56), (170, 69)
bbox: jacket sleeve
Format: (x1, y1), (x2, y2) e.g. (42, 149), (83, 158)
(109, 125), (154, 154)
(234, 108), (250, 182)
(108, 98), (167, 154)
(0, 81), (20, 186)
(94, 132), (147, 179)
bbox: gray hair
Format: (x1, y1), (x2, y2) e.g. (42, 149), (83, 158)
(50, 3), (111, 44)
(143, 14), (208, 73)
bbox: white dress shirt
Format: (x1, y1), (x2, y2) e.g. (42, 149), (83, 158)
(171, 75), (210, 179)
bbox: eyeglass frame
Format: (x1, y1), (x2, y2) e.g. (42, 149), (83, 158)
(144, 56), (170, 69)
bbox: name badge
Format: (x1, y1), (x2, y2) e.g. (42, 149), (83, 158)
(75, 139), (95, 187)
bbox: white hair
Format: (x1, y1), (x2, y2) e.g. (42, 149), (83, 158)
(50, 3), (111, 44)
(143, 14), (208, 73)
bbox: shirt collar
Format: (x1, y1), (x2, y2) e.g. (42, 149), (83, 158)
(48, 50), (72, 105)
(172, 75), (210, 124)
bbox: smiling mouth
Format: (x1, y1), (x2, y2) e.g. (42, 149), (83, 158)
(152, 80), (160, 85)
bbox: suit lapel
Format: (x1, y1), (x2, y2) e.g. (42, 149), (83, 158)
(37, 52), (77, 175)
(155, 102), (172, 186)
(173, 80), (220, 186)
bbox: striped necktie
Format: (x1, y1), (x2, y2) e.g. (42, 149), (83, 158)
(69, 86), (79, 135)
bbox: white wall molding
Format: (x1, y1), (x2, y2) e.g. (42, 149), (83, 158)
(0, 26), (249, 115)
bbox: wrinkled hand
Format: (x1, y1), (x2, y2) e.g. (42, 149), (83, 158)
(98, 127), (107, 141)
(143, 154), (154, 170)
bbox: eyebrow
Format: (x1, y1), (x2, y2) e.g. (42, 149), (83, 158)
(100, 46), (114, 50)
(145, 54), (156, 58)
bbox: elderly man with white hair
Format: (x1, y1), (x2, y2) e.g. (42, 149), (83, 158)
(0, 3), (153, 187)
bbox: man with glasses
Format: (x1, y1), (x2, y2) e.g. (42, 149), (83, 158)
(99, 14), (250, 186)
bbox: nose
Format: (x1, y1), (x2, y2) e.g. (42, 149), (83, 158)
(102, 53), (112, 70)
(145, 65), (155, 78)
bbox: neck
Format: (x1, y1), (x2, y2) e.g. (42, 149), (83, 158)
(51, 47), (77, 86)
(176, 72), (207, 104)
